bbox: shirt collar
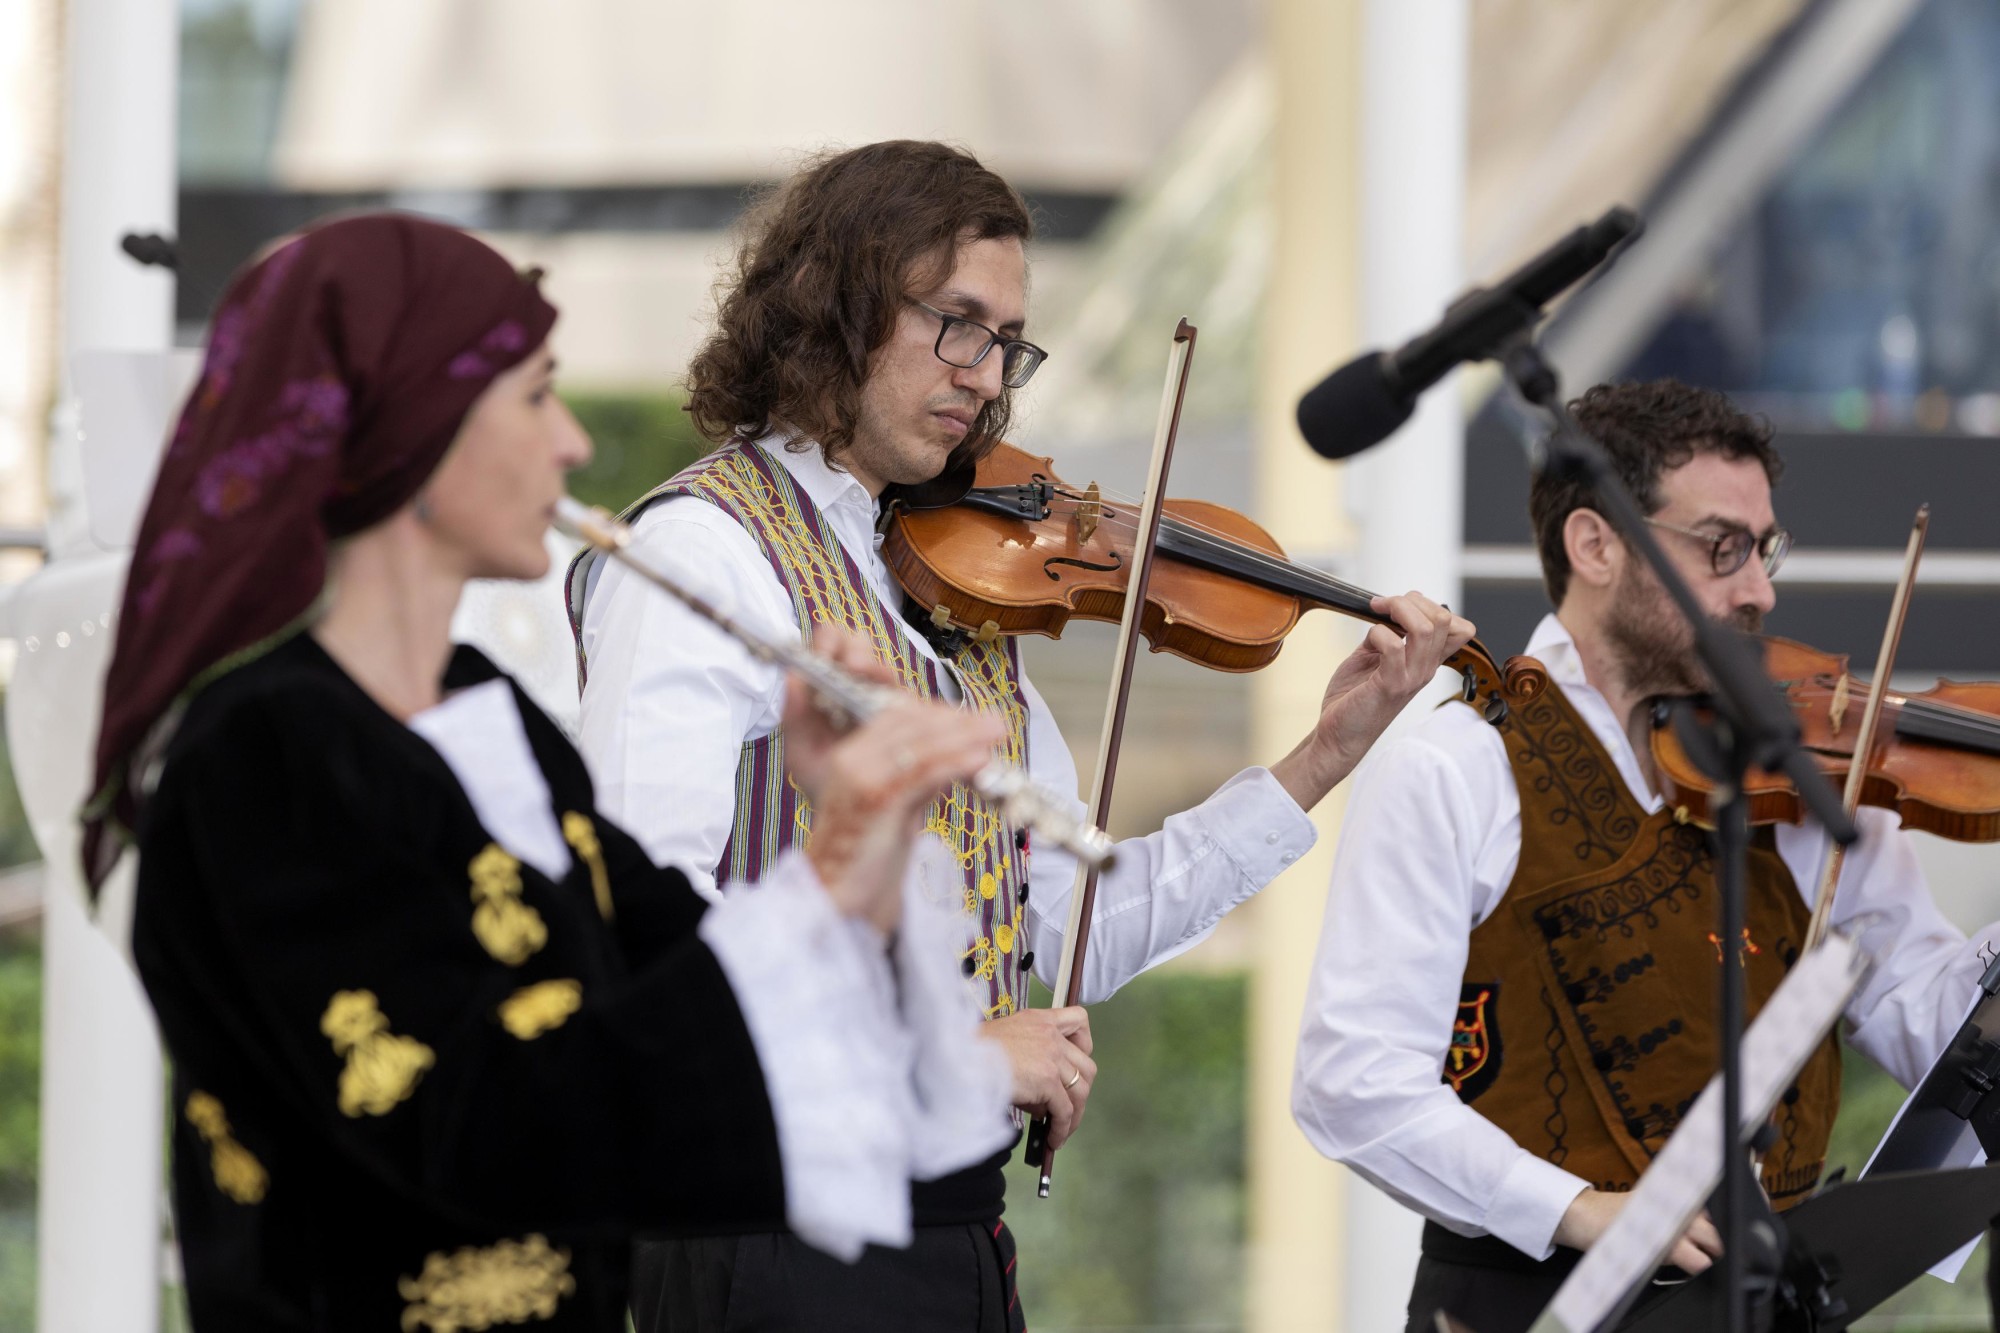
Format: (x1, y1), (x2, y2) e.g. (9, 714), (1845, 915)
(1523, 612), (1589, 690)
(753, 432), (878, 518)
(1522, 613), (1663, 811)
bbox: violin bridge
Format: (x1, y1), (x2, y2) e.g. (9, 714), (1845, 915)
(1829, 671), (1850, 737)
(1075, 482), (1102, 545)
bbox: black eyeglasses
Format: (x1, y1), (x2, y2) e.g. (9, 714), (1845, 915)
(1644, 518), (1792, 578)
(911, 300), (1048, 389)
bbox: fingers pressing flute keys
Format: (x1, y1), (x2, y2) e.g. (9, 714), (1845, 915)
(786, 628), (1008, 935)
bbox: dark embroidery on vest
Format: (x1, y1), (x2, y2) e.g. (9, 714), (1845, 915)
(1446, 983), (1502, 1101)
(1534, 822), (1711, 1152)
(1532, 823), (1707, 948)
(1767, 1160), (1823, 1203)
(1538, 987), (1570, 1166)
(1508, 687), (1642, 864)
(1560, 953), (1656, 1007)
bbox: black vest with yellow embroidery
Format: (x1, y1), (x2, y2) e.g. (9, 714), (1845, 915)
(1447, 667), (1841, 1208)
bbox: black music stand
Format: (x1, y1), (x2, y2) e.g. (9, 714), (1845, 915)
(1866, 953), (2000, 1176)
(1618, 1163), (2000, 1331)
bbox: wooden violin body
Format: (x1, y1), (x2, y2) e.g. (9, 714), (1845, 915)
(883, 441), (1515, 716)
(1652, 635), (2000, 842)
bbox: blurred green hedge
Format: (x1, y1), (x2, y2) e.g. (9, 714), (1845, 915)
(1004, 971), (1248, 1330)
(562, 390), (710, 515)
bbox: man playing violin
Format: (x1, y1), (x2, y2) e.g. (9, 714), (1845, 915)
(566, 138), (1472, 1332)
(1292, 378), (1999, 1332)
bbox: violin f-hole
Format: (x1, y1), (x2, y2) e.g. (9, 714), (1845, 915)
(1043, 552), (1123, 581)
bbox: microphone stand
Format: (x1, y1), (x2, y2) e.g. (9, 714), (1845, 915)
(1499, 337), (1858, 1333)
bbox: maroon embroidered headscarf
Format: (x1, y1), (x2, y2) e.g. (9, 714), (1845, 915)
(83, 213), (558, 890)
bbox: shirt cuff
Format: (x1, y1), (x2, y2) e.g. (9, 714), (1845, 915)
(1196, 766), (1318, 887)
(698, 851), (916, 1261)
(1487, 1151), (1592, 1260)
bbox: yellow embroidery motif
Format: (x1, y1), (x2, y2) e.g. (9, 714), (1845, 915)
(398, 1234), (575, 1332)
(961, 936), (997, 981)
(184, 1091), (268, 1204)
(498, 980), (583, 1040)
(994, 923), (1016, 955)
(468, 844), (547, 965)
(321, 991), (436, 1118)
(561, 813), (614, 921)
(672, 448), (1033, 1018)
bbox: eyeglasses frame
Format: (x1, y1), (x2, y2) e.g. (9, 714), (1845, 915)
(910, 300), (1048, 389)
(1642, 516), (1792, 578)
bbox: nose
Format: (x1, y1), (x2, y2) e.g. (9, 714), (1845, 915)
(1736, 555), (1778, 619)
(953, 348), (1007, 402)
(553, 399), (594, 470)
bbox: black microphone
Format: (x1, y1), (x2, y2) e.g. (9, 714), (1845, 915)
(1295, 206), (1642, 460)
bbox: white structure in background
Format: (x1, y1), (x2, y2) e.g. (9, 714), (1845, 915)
(14, 0), (178, 1328)
(0, 0), (59, 559)
(271, 0), (1258, 386)
(1340, 2), (1470, 1326)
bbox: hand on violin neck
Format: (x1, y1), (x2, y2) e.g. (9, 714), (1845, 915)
(1271, 592), (1475, 812)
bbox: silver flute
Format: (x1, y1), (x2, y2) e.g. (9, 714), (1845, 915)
(556, 497), (1117, 871)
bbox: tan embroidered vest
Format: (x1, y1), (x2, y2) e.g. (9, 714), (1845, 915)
(1448, 668), (1841, 1208)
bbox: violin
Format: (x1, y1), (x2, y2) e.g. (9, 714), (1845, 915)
(881, 439), (1514, 716)
(1651, 635), (2000, 843)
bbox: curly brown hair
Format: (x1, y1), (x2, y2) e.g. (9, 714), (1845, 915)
(1530, 379), (1783, 605)
(685, 141), (1035, 470)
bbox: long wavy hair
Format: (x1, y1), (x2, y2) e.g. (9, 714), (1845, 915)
(685, 141), (1035, 469)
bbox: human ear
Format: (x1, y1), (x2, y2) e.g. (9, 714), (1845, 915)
(1563, 508), (1622, 590)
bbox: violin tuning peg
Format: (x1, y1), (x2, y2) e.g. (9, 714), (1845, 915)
(976, 620), (1001, 646)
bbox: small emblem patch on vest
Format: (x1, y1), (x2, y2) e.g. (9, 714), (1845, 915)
(1446, 983), (1502, 1101)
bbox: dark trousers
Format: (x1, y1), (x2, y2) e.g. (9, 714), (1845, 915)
(632, 1221), (1026, 1333)
(1405, 1228), (1581, 1333)
(1407, 1223), (1682, 1333)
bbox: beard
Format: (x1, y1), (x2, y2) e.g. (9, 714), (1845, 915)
(1602, 557), (1764, 701)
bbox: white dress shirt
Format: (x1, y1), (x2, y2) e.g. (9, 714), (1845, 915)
(574, 435), (1318, 1005)
(1292, 612), (2000, 1261)
(410, 677), (1013, 1260)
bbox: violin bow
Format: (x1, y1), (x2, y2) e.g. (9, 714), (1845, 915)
(1804, 503), (1928, 949)
(1024, 318), (1199, 1197)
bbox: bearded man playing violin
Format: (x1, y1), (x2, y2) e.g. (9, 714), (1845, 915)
(1292, 378), (2000, 1333)
(565, 138), (1472, 1333)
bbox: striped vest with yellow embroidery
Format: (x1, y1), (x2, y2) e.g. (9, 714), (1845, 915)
(568, 441), (1035, 1019)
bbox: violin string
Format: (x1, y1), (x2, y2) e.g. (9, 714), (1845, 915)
(1898, 696), (2000, 744)
(1034, 482), (1386, 612)
(1815, 685), (2000, 748)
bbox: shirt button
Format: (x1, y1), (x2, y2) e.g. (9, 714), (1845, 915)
(1282, 852), (1298, 864)
(1265, 831), (1280, 844)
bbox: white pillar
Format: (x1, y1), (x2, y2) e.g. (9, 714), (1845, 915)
(27, 1), (178, 1329)
(1351, 0), (1468, 613)
(1341, 2), (1469, 1329)
(1249, 3), (1360, 1329)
